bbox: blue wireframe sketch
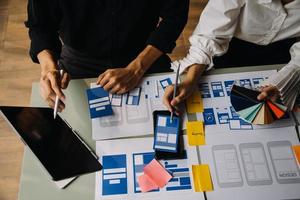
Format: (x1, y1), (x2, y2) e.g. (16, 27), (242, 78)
(102, 154), (128, 195)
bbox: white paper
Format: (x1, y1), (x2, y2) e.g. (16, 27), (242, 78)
(95, 136), (204, 200)
(199, 126), (300, 200)
(92, 74), (177, 140)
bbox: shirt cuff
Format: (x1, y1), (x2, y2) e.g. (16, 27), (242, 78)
(261, 63), (300, 110)
(171, 35), (230, 74)
(29, 30), (62, 63)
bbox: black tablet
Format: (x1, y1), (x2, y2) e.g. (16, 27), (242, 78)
(0, 106), (102, 181)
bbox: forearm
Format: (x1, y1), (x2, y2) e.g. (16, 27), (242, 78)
(184, 64), (206, 84)
(128, 45), (163, 74)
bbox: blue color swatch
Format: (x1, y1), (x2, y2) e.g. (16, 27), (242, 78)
(102, 154), (128, 195)
(86, 87), (113, 118)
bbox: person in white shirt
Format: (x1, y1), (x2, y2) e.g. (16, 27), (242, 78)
(163, 0), (300, 114)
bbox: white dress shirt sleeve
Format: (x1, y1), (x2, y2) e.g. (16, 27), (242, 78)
(171, 0), (245, 74)
(261, 41), (300, 110)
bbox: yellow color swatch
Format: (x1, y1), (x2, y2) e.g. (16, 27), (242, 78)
(292, 145), (300, 165)
(186, 121), (205, 146)
(186, 91), (203, 113)
(192, 164), (213, 192)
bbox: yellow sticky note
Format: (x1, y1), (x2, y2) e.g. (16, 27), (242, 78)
(186, 121), (205, 146)
(292, 145), (300, 165)
(192, 164), (213, 192)
(186, 91), (203, 113)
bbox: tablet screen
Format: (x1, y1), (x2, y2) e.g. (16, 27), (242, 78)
(0, 106), (102, 181)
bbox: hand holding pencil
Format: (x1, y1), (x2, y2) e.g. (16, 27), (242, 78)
(38, 52), (71, 115)
(163, 64), (205, 115)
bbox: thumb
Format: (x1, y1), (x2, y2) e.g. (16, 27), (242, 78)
(171, 90), (186, 107)
(257, 86), (277, 101)
(61, 73), (71, 89)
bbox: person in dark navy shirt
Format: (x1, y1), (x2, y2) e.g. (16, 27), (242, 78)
(25, 0), (189, 111)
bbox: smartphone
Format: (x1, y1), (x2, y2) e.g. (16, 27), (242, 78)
(153, 110), (185, 160)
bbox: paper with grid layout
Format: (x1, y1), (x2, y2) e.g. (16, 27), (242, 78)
(91, 74), (176, 140)
(95, 136), (204, 200)
(198, 126), (300, 200)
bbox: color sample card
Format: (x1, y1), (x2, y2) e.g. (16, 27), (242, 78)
(292, 145), (300, 166)
(192, 164), (213, 192)
(186, 121), (205, 146)
(154, 115), (180, 153)
(126, 87), (141, 105)
(138, 159), (172, 192)
(230, 84), (287, 125)
(86, 87), (113, 118)
(186, 91), (204, 113)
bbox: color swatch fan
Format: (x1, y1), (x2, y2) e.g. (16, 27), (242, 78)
(230, 84), (287, 125)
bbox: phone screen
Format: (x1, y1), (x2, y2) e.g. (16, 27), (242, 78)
(153, 110), (185, 160)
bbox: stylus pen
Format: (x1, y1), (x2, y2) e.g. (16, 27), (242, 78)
(53, 69), (64, 119)
(73, 129), (99, 160)
(170, 64), (180, 122)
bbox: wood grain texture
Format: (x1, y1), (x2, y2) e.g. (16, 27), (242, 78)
(0, 0), (207, 199)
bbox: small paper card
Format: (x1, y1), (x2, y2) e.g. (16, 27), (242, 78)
(138, 159), (172, 192)
(86, 87), (113, 118)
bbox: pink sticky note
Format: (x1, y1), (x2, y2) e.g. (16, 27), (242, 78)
(138, 174), (158, 192)
(143, 159), (172, 188)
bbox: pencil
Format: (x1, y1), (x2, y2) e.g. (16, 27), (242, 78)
(171, 64), (180, 122)
(53, 69), (64, 119)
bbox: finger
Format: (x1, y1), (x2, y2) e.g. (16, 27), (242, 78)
(61, 73), (71, 89)
(257, 86), (277, 100)
(58, 100), (65, 112)
(46, 98), (55, 109)
(99, 74), (110, 88)
(103, 80), (117, 92)
(47, 72), (65, 101)
(117, 87), (129, 94)
(110, 84), (122, 94)
(163, 86), (174, 112)
(40, 80), (56, 101)
(257, 91), (268, 101)
(47, 98), (65, 112)
(171, 90), (186, 108)
(96, 73), (105, 85)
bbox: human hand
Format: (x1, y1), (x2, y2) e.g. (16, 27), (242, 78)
(163, 80), (198, 115)
(163, 64), (205, 115)
(257, 85), (280, 102)
(96, 60), (145, 94)
(38, 50), (71, 112)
